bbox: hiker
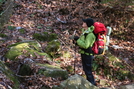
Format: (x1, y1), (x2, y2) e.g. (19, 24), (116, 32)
(73, 18), (96, 86)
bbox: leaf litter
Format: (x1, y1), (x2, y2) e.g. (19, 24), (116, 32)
(0, 0), (134, 88)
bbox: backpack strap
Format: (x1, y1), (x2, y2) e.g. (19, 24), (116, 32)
(81, 33), (94, 55)
(101, 34), (106, 55)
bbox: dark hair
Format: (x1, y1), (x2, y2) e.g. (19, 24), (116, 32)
(82, 18), (94, 27)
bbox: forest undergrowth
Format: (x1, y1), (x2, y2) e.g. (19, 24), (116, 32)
(0, 0), (134, 88)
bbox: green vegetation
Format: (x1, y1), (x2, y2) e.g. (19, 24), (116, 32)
(19, 28), (26, 34)
(5, 41), (51, 60)
(64, 65), (74, 74)
(33, 32), (58, 41)
(0, 61), (20, 89)
(92, 52), (134, 84)
(37, 63), (68, 80)
(45, 40), (61, 58)
(18, 64), (33, 76)
(0, 33), (7, 37)
(7, 26), (16, 30)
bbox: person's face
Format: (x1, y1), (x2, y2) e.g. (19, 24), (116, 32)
(82, 22), (88, 29)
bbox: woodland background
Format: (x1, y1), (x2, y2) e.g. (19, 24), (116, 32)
(0, 0), (134, 89)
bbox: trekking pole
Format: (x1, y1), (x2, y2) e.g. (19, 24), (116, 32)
(73, 30), (76, 74)
(74, 44), (78, 74)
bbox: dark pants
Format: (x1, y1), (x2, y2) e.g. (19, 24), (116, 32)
(81, 54), (96, 85)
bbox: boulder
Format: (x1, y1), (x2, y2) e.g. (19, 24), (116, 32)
(17, 61), (68, 80)
(0, 61), (19, 89)
(18, 64), (33, 76)
(37, 63), (68, 80)
(5, 40), (51, 60)
(53, 74), (99, 89)
(118, 84), (134, 89)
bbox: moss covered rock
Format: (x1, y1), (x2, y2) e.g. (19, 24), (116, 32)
(33, 32), (58, 41)
(0, 61), (19, 89)
(45, 40), (61, 58)
(0, 33), (7, 37)
(52, 74), (99, 89)
(5, 40), (51, 60)
(93, 51), (134, 81)
(37, 63), (68, 80)
(18, 64), (33, 76)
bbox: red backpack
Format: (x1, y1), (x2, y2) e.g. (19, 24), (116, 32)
(92, 22), (107, 55)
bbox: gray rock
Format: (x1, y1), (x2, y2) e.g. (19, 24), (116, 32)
(5, 40), (51, 61)
(53, 74), (99, 89)
(118, 84), (134, 89)
(37, 63), (68, 80)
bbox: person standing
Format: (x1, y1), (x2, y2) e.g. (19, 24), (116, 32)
(74, 18), (96, 86)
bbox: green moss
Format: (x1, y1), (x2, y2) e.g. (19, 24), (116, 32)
(104, 68), (110, 76)
(33, 32), (58, 41)
(27, 41), (41, 51)
(46, 26), (52, 29)
(7, 26), (16, 30)
(0, 61), (20, 89)
(48, 33), (58, 41)
(33, 33), (45, 41)
(5, 43), (30, 60)
(7, 41), (41, 49)
(5, 41), (50, 60)
(65, 65), (74, 74)
(37, 63), (68, 80)
(92, 51), (134, 82)
(18, 64), (33, 76)
(92, 61), (99, 71)
(113, 62), (125, 68)
(120, 70), (129, 75)
(45, 40), (61, 58)
(42, 70), (68, 79)
(37, 64), (61, 69)
(114, 70), (131, 80)
(63, 51), (71, 58)
(19, 28), (26, 34)
(106, 52), (117, 62)
(36, 52), (52, 61)
(7, 42), (23, 48)
(0, 33), (7, 37)
(37, 26), (42, 29)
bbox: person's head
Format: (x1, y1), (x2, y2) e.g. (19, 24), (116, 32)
(82, 18), (94, 29)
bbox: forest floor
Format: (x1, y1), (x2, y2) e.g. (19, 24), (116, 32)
(0, 0), (134, 88)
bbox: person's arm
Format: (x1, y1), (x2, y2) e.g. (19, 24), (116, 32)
(76, 33), (95, 49)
